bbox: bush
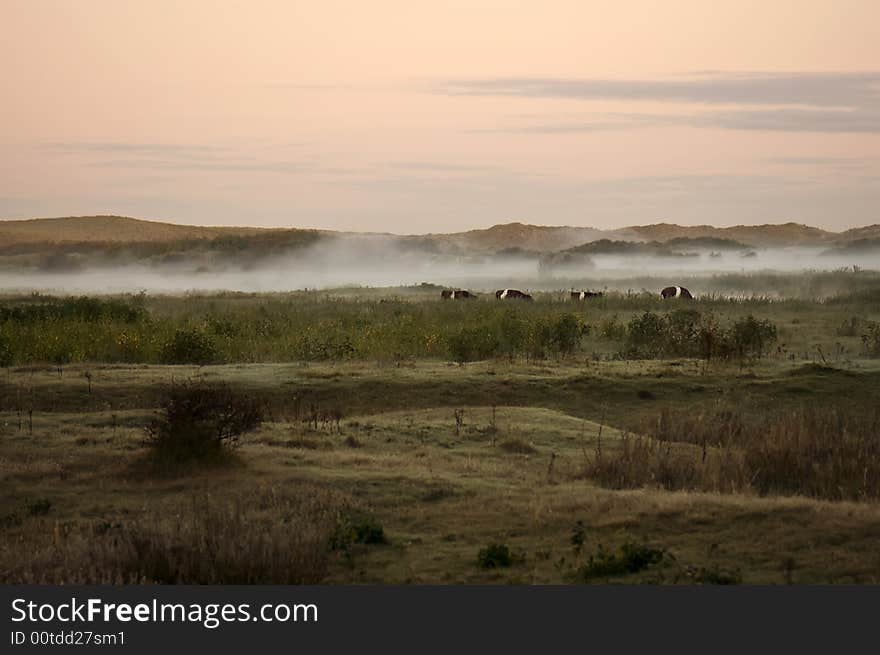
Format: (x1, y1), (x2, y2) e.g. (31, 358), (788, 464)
(291, 324), (357, 360)
(665, 309), (702, 356)
(330, 514), (387, 551)
(729, 315), (777, 360)
(477, 543), (515, 569)
(551, 313), (587, 357)
(0, 333), (12, 367)
(621, 310), (777, 362)
(498, 438), (538, 454)
(692, 564), (743, 585)
(624, 311), (666, 358)
(448, 326), (500, 363)
(160, 328), (219, 365)
(26, 499), (52, 516)
(145, 382), (264, 465)
(578, 542), (666, 581)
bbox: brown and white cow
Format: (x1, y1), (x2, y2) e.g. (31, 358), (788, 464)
(495, 289), (533, 301)
(660, 286), (694, 299)
(571, 290), (604, 300)
(441, 289), (476, 300)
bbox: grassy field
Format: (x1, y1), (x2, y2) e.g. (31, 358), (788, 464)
(1, 277), (880, 584)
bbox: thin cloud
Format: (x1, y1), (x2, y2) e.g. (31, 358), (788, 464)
(42, 141), (327, 174)
(698, 108), (879, 133)
(83, 158), (317, 173)
(440, 72), (880, 107)
(442, 72), (880, 134)
(43, 142), (225, 156)
(385, 161), (496, 172)
(472, 108), (879, 135)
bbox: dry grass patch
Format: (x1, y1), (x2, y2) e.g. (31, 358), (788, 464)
(0, 485), (349, 584)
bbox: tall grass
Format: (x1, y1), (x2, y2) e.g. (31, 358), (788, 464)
(582, 406), (880, 501)
(0, 280), (878, 366)
(0, 486), (346, 584)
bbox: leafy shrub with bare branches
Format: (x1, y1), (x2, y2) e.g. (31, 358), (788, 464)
(145, 382), (264, 465)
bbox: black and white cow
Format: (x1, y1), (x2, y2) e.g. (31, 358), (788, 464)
(441, 289), (476, 300)
(495, 289), (533, 301)
(571, 291), (604, 300)
(660, 286), (694, 299)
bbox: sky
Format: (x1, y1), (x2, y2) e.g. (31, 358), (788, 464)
(1, 0), (879, 233)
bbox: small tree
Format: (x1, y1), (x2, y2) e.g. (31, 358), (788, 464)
(552, 313), (586, 357)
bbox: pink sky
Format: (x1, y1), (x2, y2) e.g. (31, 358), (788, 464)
(1, 0), (878, 232)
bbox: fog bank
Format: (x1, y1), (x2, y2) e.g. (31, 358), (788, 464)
(0, 239), (877, 295)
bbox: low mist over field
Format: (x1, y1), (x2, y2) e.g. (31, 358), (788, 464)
(1, 216), (878, 295)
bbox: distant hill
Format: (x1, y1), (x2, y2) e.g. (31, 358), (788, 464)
(837, 225), (880, 242)
(0, 215), (269, 244)
(537, 236), (753, 272)
(425, 222), (608, 254)
(820, 237), (880, 256)
(1, 216), (877, 274)
(617, 222), (836, 247)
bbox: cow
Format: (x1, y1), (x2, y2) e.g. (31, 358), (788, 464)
(495, 289), (533, 301)
(660, 286), (694, 299)
(441, 289), (476, 300)
(570, 291), (604, 300)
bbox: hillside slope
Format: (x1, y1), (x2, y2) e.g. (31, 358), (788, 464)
(0, 215), (269, 244)
(427, 222), (610, 254)
(2, 216), (877, 255)
(617, 222), (836, 247)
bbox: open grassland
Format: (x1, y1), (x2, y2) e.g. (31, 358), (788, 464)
(2, 359), (880, 584)
(1, 275), (879, 584)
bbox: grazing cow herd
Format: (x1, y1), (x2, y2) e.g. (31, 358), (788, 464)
(440, 286), (693, 300)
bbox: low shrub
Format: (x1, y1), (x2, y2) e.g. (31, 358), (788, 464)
(578, 542), (666, 581)
(498, 438), (538, 454)
(448, 326), (501, 363)
(621, 310), (777, 362)
(145, 382), (264, 467)
(331, 514), (387, 550)
(729, 314), (777, 360)
(26, 499), (52, 516)
(0, 333), (12, 367)
(477, 543), (515, 569)
(692, 564), (742, 585)
(159, 328), (219, 365)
